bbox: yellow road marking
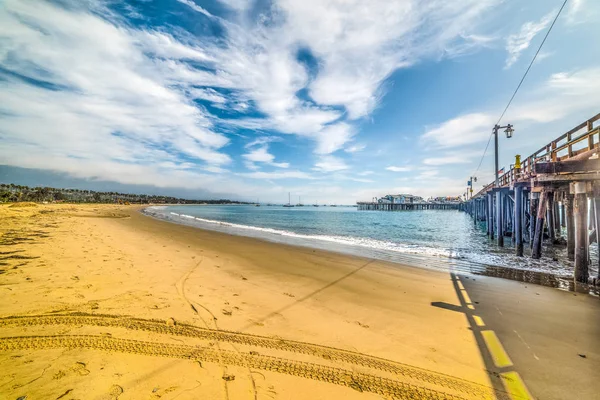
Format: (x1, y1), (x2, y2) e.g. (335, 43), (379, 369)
(461, 290), (473, 304)
(501, 371), (533, 400)
(467, 304), (475, 310)
(473, 315), (485, 327)
(481, 330), (513, 368)
(457, 280), (465, 290)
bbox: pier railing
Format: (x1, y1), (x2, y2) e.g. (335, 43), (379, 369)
(474, 112), (600, 197)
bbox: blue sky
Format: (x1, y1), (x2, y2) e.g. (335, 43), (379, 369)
(1, 0), (599, 203)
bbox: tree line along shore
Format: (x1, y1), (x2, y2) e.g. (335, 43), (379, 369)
(0, 183), (248, 205)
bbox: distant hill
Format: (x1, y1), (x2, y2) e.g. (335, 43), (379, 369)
(0, 183), (248, 205)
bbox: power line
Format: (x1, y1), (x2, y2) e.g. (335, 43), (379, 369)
(471, 0), (568, 179)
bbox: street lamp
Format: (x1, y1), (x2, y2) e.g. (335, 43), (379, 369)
(493, 124), (514, 187)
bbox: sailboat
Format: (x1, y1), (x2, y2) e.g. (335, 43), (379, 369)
(255, 198), (260, 207)
(283, 192), (294, 207)
(296, 196), (304, 207)
(313, 200), (319, 207)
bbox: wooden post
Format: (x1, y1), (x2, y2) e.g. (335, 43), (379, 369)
(573, 183), (588, 283)
(529, 192), (538, 250)
(547, 192), (556, 243)
(565, 194), (575, 261)
(560, 200), (566, 228)
(496, 190), (503, 246)
(589, 197), (595, 231)
(554, 199), (561, 238)
(487, 193), (493, 237)
(532, 191), (547, 259)
(594, 197), (600, 280)
(515, 185), (523, 256)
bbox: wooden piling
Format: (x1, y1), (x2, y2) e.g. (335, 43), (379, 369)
(560, 200), (566, 228)
(547, 192), (556, 243)
(532, 191), (547, 259)
(594, 197), (600, 280)
(496, 190), (503, 246)
(553, 197), (561, 238)
(573, 182), (589, 283)
(529, 192), (539, 250)
(487, 193), (493, 237)
(565, 194), (575, 261)
(515, 185), (524, 256)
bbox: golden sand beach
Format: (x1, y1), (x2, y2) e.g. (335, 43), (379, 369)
(0, 203), (501, 399)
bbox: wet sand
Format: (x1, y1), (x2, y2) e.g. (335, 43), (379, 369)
(0, 203), (509, 399)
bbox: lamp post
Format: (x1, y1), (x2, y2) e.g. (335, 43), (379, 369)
(468, 176), (477, 200)
(492, 124), (514, 247)
(493, 124), (514, 187)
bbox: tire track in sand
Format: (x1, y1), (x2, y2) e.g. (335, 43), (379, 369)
(0, 313), (505, 399)
(0, 334), (475, 400)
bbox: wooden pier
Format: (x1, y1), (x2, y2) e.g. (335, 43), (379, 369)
(357, 202), (459, 211)
(462, 112), (600, 284)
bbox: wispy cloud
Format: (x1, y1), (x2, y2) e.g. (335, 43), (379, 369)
(175, 0), (213, 17)
(386, 166), (412, 172)
(421, 113), (494, 148)
(423, 156), (471, 166)
(238, 171), (314, 180)
(313, 156), (349, 172)
(345, 144), (366, 153)
(0, 1), (230, 174)
(505, 11), (555, 68)
(242, 146), (289, 168)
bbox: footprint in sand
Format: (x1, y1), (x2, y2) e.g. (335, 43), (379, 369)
(98, 384), (123, 400)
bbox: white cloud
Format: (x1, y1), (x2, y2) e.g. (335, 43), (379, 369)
(175, 0), (213, 17)
(217, 0), (251, 12)
(238, 171), (314, 180)
(417, 169), (439, 179)
(386, 166), (412, 172)
(357, 171), (374, 176)
(245, 136), (283, 148)
(505, 11), (555, 68)
(345, 144), (366, 153)
(198, 0), (501, 153)
(0, 0), (231, 183)
(188, 88), (227, 103)
(313, 156), (349, 172)
(421, 113), (494, 148)
(423, 156), (471, 166)
(314, 123), (355, 155)
(507, 67), (600, 123)
(242, 146), (289, 168)
(566, 0), (587, 24)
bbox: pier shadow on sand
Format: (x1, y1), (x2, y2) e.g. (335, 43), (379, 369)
(432, 273), (515, 400)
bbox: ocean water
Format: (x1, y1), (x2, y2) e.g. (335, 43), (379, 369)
(143, 205), (598, 286)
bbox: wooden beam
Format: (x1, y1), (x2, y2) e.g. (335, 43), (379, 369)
(533, 172), (600, 183)
(534, 158), (600, 174)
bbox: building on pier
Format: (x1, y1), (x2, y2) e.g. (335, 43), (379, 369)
(377, 194), (424, 204)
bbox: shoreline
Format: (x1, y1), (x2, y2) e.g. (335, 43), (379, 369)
(143, 205), (592, 293)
